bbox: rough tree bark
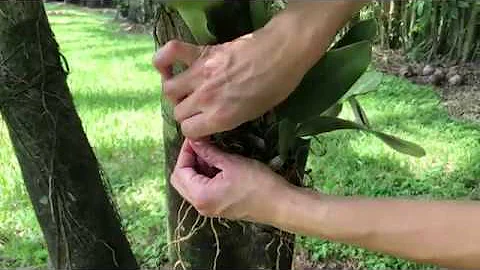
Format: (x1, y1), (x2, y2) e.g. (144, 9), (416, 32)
(462, 1), (479, 62)
(154, 2), (309, 269)
(0, 1), (137, 269)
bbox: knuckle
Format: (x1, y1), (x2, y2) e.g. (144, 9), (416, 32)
(181, 121), (201, 139)
(192, 196), (215, 217)
(170, 170), (183, 187)
(173, 106), (183, 122)
(170, 171), (178, 183)
(212, 107), (235, 130)
(180, 123), (194, 139)
(197, 87), (215, 105)
(165, 40), (182, 53)
(162, 81), (174, 96)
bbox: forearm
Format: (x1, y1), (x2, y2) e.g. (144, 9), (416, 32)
(270, 187), (480, 269)
(264, 1), (367, 71)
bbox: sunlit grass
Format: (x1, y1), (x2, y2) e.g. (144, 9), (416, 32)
(0, 3), (165, 268)
(302, 76), (480, 269)
(1, 3), (479, 269)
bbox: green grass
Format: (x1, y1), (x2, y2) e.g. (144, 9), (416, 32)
(300, 75), (480, 269)
(1, 3), (479, 269)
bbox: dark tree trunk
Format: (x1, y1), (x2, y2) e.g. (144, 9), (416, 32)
(64, 0), (80, 5)
(0, 1), (138, 269)
(85, 0), (102, 9)
(154, 2), (309, 269)
(462, 1), (479, 62)
(127, 0), (155, 24)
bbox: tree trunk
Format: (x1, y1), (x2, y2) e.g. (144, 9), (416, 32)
(64, 0), (80, 5)
(462, 1), (479, 62)
(154, 2), (309, 269)
(85, 0), (102, 8)
(378, 1), (387, 49)
(408, 0), (416, 44)
(127, 0), (155, 24)
(0, 1), (138, 269)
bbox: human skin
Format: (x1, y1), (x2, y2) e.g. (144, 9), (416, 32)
(153, 1), (365, 139)
(172, 140), (480, 270)
(156, 1), (480, 270)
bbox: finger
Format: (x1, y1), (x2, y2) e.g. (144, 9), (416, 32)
(171, 166), (210, 203)
(189, 140), (231, 169)
(176, 139), (196, 169)
(153, 40), (202, 79)
(174, 93), (202, 122)
(163, 68), (197, 104)
(180, 113), (215, 139)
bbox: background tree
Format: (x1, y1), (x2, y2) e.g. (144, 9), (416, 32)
(372, 0), (479, 62)
(0, 1), (137, 268)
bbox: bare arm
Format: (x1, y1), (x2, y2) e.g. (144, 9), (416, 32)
(171, 141), (480, 270)
(271, 188), (480, 269)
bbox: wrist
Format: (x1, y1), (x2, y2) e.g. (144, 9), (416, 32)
(268, 184), (328, 235)
(266, 1), (366, 71)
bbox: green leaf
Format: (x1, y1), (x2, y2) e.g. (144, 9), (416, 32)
(250, 1), (271, 30)
(166, 1), (220, 44)
(322, 103), (343, 117)
(334, 19), (378, 49)
(296, 116), (426, 157)
(278, 119), (296, 161)
(348, 97), (370, 127)
(276, 41), (372, 123)
(343, 71), (383, 100)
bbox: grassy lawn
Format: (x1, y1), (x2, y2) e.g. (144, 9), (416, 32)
(1, 4), (479, 269)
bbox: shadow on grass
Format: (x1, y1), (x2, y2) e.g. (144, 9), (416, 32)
(72, 88), (160, 110)
(88, 43), (154, 60)
(308, 135), (422, 197)
(93, 136), (164, 191)
(92, 137), (169, 269)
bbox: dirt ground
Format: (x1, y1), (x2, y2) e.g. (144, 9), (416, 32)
(374, 49), (480, 123)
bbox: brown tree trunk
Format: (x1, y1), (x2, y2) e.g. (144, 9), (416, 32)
(154, 2), (309, 269)
(462, 1), (479, 62)
(0, 1), (138, 269)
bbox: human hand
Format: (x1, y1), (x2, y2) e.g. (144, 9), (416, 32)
(170, 139), (294, 224)
(153, 18), (317, 139)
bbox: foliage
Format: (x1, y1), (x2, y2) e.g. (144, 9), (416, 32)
(170, 2), (424, 170)
(301, 74), (480, 269)
(372, 0), (479, 62)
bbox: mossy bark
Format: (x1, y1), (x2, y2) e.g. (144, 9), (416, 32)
(154, 2), (309, 269)
(0, 1), (137, 269)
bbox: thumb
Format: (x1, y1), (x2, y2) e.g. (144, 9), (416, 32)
(189, 140), (231, 169)
(153, 40), (202, 79)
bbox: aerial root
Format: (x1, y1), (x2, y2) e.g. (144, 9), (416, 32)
(210, 218), (221, 270)
(170, 200), (228, 270)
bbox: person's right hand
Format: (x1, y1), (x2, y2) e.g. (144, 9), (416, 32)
(153, 10), (330, 139)
(170, 139), (296, 224)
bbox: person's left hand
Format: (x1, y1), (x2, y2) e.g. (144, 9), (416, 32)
(152, 14), (318, 139)
(170, 139), (294, 223)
